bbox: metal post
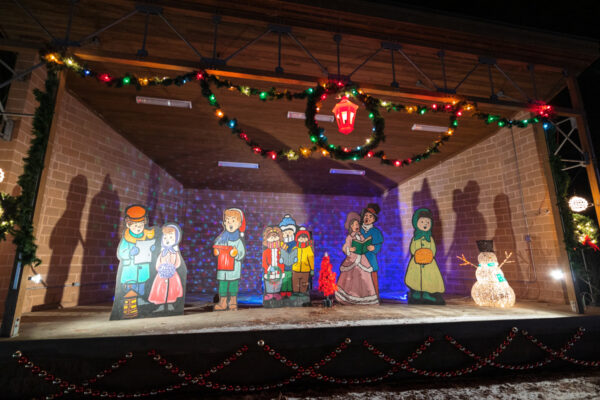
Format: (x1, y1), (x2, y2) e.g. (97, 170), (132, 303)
(0, 61), (44, 90)
(539, 123), (585, 314)
(566, 74), (600, 225)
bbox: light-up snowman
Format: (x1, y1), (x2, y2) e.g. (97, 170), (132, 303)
(457, 240), (516, 308)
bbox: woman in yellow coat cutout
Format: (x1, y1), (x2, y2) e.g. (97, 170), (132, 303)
(404, 208), (445, 305)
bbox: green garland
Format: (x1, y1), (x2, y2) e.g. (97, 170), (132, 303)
(41, 51), (550, 167)
(0, 67), (58, 267)
(573, 213), (599, 245)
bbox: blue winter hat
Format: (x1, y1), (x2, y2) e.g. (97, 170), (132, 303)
(279, 214), (297, 232)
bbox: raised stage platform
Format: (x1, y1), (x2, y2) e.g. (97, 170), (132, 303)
(4, 296), (596, 340)
(1, 297), (599, 399)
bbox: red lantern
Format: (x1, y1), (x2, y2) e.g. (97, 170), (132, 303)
(332, 97), (359, 135)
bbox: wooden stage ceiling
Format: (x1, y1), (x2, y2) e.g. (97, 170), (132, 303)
(1, 0), (598, 195)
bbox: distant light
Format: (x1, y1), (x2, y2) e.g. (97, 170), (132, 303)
(136, 96), (192, 109)
(569, 196), (589, 212)
(550, 269), (565, 280)
(329, 168), (365, 176)
(411, 124), (449, 133)
(0, 167), (4, 183)
(287, 111), (335, 123)
(29, 274), (42, 284)
(218, 161), (259, 169)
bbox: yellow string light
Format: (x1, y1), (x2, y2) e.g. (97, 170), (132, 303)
(215, 109), (224, 118)
(286, 150), (299, 160)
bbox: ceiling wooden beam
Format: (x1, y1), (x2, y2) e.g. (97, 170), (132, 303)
(73, 49), (583, 117)
(143, 0), (597, 73)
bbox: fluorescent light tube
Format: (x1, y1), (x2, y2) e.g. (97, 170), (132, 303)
(136, 96), (192, 109)
(411, 124), (448, 132)
(329, 168), (365, 176)
(287, 111), (334, 123)
(218, 161), (259, 169)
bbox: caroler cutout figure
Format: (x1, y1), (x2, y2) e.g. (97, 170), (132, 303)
(335, 212), (379, 305)
(147, 224), (186, 314)
(404, 208), (446, 305)
(212, 208), (246, 311)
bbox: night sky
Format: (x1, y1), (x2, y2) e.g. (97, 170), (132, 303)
(386, 0), (600, 217)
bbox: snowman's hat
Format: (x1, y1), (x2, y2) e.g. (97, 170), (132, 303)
(476, 240), (494, 253)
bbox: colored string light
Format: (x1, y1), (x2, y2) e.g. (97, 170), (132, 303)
(41, 51), (552, 168)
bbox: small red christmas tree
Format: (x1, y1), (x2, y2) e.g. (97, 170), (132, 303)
(318, 253), (338, 306)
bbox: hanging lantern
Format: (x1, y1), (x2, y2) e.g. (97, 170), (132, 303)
(569, 196), (589, 212)
(332, 97), (359, 135)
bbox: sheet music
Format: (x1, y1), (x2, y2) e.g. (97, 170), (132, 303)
(134, 239), (155, 264)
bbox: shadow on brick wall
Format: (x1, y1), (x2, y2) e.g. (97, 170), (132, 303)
(79, 174), (120, 305)
(492, 193), (521, 276)
(39, 175), (87, 309)
(446, 180), (487, 293)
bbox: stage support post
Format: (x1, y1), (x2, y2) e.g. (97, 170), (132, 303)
(565, 74), (600, 224)
(1, 69), (66, 337)
(533, 121), (583, 314)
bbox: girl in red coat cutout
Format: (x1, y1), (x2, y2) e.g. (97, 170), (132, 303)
(148, 224), (184, 311)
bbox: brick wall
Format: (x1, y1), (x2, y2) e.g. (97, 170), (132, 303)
(182, 189), (378, 296)
(0, 66), (184, 314)
(390, 115), (568, 303)
(0, 51), (46, 317)
(25, 89), (184, 311)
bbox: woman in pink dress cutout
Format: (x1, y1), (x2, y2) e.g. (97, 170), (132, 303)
(335, 212), (379, 305)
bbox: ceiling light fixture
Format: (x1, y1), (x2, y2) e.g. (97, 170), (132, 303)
(218, 161), (259, 169)
(287, 111), (334, 123)
(329, 168), (365, 176)
(411, 124), (448, 133)
(136, 96), (192, 109)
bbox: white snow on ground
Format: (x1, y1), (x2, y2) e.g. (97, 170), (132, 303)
(283, 372), (600, 400)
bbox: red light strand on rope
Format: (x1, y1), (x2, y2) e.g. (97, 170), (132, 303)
(12, 328), (598, 398)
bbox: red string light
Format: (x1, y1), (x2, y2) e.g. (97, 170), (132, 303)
(99, 73), (111, 83)
(11, 327), (599, 398)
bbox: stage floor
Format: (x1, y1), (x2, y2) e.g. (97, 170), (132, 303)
(5, 295), (599, 341)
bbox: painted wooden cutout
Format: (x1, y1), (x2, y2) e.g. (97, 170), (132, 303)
(360, 203), (383, 298)
(335, 212), (379, 305)
(262, 226), (286, 307)
(405, 208), (446, 305)
(278, 215), (297, 299)
(213, 208), (246, 311)
(457, 240), (516, 308)
(147, 223), (187, 315)
(264, 214), (313, 307)
(290, 226), (314, 306)
(111, 204), (157, 320)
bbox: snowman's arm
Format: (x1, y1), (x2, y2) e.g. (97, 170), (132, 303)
(457, 254), (477, 268)
(498, 251), (514, 269)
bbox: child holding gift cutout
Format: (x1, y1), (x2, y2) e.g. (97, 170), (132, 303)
(213, 208), (246, 311)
